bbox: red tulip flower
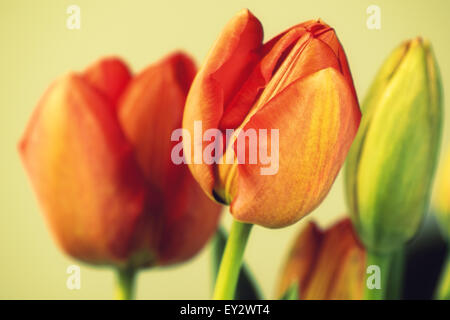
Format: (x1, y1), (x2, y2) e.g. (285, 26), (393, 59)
(185, 9), (362, 300)
(19, 53), (221, 272)
(183, 9), (361, 228)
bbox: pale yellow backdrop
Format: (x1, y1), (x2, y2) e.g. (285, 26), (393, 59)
(1, 0), (449, 299)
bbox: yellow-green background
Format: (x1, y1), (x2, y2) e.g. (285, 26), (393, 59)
(1, 0), (449, 299)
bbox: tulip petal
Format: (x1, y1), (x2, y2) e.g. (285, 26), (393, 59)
(19, 74), (149, 265)
(183, 9), (263, 195)
(277, 222), (322, 298)
(220, 28), (342, 129)
(83, 57), (132, 107)
(119, 52), (222, 265)
(278, 219), (365, 300)
(303, 219), (365, 300)
(157, 172), (222, 265)
(119, 52), (196, 194)
(316, 29), (356, 95)
(327, 246), (366, 299)
(231, 68), (361, 228)
(218, 26), (308, 131)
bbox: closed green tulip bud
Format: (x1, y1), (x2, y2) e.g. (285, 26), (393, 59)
(345, 38), (443, 254)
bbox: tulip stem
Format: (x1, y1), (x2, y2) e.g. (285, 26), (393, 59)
(435, 251), (450, 300)
(213, 219), (253, 300)
(115, 267), (137, 300)
(386, 248), (405, 300)
(364, 251), (393, 300)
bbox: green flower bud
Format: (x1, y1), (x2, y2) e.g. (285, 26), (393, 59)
(345, 38), (443, 254)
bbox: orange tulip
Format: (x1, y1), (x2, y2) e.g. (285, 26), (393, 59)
(19, 53), (221, 268)
(278, 218), (366, 300)
(182, 9), (361, 228)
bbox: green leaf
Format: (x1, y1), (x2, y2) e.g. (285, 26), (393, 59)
(212, 227), (262, 300)
(280, 281), (299, 300)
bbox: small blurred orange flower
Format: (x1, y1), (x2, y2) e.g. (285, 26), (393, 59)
(278, 218), (366, 300)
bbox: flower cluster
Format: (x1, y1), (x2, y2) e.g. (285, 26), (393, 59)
(19, 9), (448, 300)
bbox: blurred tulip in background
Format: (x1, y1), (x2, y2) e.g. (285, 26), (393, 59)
(277, 218), (365, 300)
(19, 53), (222, 299)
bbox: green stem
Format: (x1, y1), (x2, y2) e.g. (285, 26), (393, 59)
(364, 250), (393, 300)
(115, 267), (137, 300)
(386, 248), (404, 300)
(435, 252), (450, 300)
(213, 219), (253, 300)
